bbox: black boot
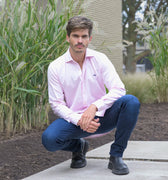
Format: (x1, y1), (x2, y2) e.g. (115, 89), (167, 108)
(70, 138), (89, 168)
(108, 156), (129, 175)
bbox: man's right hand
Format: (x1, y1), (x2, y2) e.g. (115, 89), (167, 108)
(78, 118), (100, 133)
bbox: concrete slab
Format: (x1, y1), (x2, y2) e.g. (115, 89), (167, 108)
(23, 159), (168, 180)
(23, 141), (168, 180)
(87, 141), (168, 161)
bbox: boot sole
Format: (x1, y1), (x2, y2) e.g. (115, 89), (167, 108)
(108, 162), (129, 175)
(70, 160), (87, 168)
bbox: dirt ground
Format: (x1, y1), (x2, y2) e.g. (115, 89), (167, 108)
(0, 103), (168, 180)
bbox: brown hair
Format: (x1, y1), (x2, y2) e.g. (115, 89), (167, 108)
(66, 16), (93, 37)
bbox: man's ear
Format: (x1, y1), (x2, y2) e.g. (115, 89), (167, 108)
(66, 34), (70, 43)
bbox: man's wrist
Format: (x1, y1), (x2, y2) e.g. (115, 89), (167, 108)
(91, 104), (98, 111)
(77, 119), (81, 126)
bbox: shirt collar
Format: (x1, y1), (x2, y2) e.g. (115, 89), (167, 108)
(65, 48), (94, 63)
(85, 48), (94, 59)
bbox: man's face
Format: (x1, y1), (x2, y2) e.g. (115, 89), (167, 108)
(66, 29), (92, 54)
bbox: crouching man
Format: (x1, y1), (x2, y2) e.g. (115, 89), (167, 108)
(42, 16), (140, 175)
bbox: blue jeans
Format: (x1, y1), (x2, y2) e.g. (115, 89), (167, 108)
(42, 95), (140, 157)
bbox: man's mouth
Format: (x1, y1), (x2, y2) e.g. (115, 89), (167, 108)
(76, 44), (84, 48)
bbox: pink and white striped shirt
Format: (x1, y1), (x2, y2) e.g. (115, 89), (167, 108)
(48, 48), (126, 125)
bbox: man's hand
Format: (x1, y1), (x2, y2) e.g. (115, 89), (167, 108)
(77, 104), (101, 133)
(85, 118), (100, 133)
(79, 104), (98, 131)
(78, 118), (100, 133)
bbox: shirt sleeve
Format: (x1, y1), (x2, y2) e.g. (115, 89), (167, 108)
(92, 54), (126, 112)
(47, 63), (82, 125)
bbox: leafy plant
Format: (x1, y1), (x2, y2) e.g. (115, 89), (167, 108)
(0, 0), (83, 136)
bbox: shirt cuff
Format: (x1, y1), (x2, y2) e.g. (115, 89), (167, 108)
(92, 99), (105, 112)
(69, 113), (82, 126)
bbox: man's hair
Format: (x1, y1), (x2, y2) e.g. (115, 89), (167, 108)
(66, 16), (93, 37)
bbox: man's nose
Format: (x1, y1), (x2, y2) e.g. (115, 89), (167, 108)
(78, 37), (82, 43)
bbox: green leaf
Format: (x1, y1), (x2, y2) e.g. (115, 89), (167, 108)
(27, 0), (32, 27)
(14, 87), (41, 95)
(0, 36), (15, 55)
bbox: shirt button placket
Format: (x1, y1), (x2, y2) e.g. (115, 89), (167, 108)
(82, 65), (87, 106)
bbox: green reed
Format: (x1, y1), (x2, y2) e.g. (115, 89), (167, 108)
(0, 0), (83, 136)
(136, 9), (168, 102)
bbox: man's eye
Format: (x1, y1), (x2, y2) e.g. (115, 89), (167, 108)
(82, 35), (88, 38)
(73, 35), (79, 38)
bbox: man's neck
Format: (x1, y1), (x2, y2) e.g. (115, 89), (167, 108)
(69, 49), (86, 69)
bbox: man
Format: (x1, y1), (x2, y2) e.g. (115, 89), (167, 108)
(42, 16), (140, 175)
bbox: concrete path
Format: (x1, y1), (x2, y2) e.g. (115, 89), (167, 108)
(23, 141), (168, 180)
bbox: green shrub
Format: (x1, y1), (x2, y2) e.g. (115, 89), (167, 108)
(122, 73), (156, 103)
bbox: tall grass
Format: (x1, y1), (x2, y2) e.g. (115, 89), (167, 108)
(122, 73), (156, 103)
(0, 0), (83, 136)
(136, 8), (168, 102)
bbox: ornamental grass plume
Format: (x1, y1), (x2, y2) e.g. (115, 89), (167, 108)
(135, 7), (168, 102)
